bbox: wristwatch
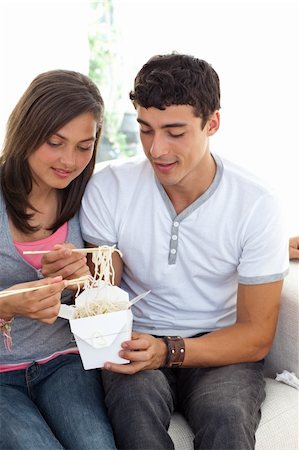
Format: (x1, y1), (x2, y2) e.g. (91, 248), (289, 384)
(162, 336), (185, 368)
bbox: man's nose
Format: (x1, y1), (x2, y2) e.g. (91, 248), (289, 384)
(149, 135), (169, 158)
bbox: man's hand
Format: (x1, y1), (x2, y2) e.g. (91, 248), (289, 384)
(41, 243), (90, 287)
(289, 236), (299, 260)
(104, 332), (167, 374)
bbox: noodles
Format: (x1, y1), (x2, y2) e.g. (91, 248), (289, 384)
(73, 299), (129, 319)
(73, 245), (126, 319)
(90, 245), (122, 287)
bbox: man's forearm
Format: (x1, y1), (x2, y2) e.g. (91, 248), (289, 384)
(181, 322), (275, 368)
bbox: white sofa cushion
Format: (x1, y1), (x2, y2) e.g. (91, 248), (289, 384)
(256, 379), (299, 450)
(168, 262), (299, 449)
(168, 379), (299, 450)
(264, 262), (299, 378)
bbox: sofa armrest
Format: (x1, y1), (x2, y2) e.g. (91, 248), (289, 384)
(264, 261), (299, 378)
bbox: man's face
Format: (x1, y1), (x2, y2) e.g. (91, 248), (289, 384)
(136, 104), (219, 191)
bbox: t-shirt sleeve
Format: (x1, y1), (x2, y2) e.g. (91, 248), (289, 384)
(79, 169), (117, 247)
(238, 192), (289, 284)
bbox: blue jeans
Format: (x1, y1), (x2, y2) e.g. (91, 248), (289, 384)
(0, 354), (116, 450)
(102, 361), (265, 450)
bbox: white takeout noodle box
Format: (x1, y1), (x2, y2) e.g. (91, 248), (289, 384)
(59, 282), (132, 370)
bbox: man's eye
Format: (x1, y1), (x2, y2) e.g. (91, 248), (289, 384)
(140, 129), (153, 135)
(169, 132), (185, 138)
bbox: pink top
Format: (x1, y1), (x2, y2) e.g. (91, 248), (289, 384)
(14, 223), (68, 269)
(0, 348), (79, 373)
(1, 222), (79, 373)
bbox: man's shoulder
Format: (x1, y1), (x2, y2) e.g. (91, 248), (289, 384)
(94, 154), (148, 178)
(86, 155), (152, 197)
(218, 155), (276, 198)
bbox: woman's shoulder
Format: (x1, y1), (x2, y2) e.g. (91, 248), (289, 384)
(67, 213), (84, 247)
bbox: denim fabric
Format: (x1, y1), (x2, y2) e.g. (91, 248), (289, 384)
(0, 354), (116, 450)
(102, 361), (265, 450)
(102, 369), (175, 450)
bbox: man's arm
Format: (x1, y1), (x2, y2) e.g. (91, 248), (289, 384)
(104, 280), (283, 374)
(85, 242), (123, 286)
(183, 280), (283, 367)
(111, 251), (123, 286)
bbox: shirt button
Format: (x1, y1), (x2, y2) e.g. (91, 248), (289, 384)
(170, 249), (176, 254)
(172, 235), (178, 240)
(173, 221), (179, 227)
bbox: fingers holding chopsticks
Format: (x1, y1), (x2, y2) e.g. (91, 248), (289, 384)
(41, 244), (90, 286)
(0, 277), (67, 324)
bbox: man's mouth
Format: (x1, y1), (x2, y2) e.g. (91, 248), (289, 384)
(153, 161), (177, 173)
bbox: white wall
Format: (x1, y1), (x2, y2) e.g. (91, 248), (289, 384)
(0, 0), (90, 142)
(114, 0), (299, 235)
(1, 0), (298, 234)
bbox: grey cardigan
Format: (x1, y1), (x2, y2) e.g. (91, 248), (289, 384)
(0, 183), (84, 366)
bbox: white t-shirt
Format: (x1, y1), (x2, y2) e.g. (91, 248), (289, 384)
(80, 154), (289, 337)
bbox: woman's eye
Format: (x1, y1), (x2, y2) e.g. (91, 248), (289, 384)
(78, 144), (94, 152)
(47, 141), (61, 147)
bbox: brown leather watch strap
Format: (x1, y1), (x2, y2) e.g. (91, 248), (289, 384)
(162, 336), (185, 368)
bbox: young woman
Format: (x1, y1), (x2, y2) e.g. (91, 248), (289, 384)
(0, 70), (116, 449)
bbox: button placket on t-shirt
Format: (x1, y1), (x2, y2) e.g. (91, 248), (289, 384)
(168, 220), (180, 264)
(156, 154), (223, 266)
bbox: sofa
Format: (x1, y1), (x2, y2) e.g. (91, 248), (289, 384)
(168, 261), (299, 450)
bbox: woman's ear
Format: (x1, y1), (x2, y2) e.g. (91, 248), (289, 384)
(207, 110), (220, 136)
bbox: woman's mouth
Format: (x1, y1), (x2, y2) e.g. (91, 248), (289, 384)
(52, 168), (73, 178)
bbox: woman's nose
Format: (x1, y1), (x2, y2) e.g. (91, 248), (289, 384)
(60, 146), (76, 167)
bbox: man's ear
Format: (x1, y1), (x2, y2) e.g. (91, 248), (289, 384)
(207, 111), (220, 135)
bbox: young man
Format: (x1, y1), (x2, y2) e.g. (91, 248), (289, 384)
(80, 53), (289, 450)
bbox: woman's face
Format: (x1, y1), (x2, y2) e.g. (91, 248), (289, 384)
(28, 112), (97, 192)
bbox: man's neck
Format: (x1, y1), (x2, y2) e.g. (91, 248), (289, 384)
(164, 153), (217, 215)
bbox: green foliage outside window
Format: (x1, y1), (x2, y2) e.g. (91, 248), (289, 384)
(88, 0), (129, 160)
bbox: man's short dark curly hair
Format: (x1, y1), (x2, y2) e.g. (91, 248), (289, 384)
(130, 53), (221, 128)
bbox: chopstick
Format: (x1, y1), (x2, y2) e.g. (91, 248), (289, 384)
(0, 276), (90, 298)
(23, 248), (100, 255)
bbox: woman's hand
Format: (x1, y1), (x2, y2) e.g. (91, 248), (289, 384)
(41, 243), (90, 289)
(0, 276), (66, 324)
(104, 332), (167, 374)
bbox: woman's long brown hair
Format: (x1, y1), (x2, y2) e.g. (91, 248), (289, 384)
(0, 70), (104, 233)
